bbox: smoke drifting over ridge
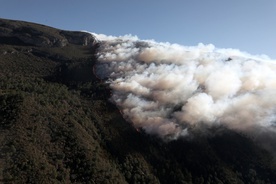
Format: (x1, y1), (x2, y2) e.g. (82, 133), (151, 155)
(94, 33), (276, 140)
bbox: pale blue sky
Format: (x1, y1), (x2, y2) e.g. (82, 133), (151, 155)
(1, 0), (275, 58)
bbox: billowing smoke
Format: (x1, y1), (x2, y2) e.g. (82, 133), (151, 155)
(93, 33), (276, 140)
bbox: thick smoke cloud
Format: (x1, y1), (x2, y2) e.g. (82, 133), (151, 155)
(94, 33), (276, 140)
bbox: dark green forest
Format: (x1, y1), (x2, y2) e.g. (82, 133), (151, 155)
(0, 18), (275, 184)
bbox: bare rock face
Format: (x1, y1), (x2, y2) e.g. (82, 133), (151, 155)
(0, 18), (96, 47)
(60, 31), (96, 46)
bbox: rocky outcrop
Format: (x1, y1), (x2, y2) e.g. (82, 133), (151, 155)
(60, 31), (96, 46)
(0, 18), (96, 47)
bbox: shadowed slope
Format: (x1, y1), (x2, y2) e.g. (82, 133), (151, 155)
(0, 18), (275, 184)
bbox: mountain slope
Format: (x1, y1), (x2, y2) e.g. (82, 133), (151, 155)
(0, 18), (275, 184)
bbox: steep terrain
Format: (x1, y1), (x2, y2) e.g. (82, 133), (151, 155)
(0, 18), (275, 184)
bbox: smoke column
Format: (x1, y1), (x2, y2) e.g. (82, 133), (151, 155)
(93, 33), (276, 140)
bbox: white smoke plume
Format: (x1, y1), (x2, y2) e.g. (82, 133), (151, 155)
(93, 33), (276, 140)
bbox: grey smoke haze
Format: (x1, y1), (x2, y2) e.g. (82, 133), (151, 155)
(94, 33), (276, 140)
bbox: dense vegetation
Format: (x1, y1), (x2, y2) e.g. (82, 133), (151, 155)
(0, 18), (276, 184)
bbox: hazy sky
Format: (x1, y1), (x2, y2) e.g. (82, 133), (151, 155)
(1, 0), (275, 58)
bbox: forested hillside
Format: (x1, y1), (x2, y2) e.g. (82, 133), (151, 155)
(0, 18), (275, 184)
